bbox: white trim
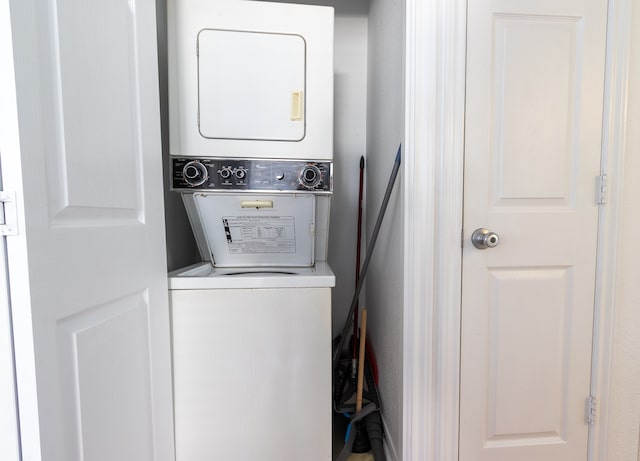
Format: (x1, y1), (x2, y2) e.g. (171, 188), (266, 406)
(402, 0), (437, 460)
(403, 0), (437, 458)
(403, 0), (467, 460)
(589, 0), (632, 459)
(432, 1), (467, 459)
(0, 0), (26, 458)
(0, 236), (20, 461)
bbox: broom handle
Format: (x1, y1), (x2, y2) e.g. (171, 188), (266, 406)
(352, 155), (365, 380)
(333, 145), (401, 370)
(356, 309), (368, 412)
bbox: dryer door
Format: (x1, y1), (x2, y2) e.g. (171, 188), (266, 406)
(193, 193), (316, 267)
(197, 29), (306, 142)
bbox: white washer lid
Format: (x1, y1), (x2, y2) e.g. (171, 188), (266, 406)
(168, 262), (335, 289)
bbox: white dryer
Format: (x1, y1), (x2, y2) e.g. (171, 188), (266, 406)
(167, 0), (334, 160)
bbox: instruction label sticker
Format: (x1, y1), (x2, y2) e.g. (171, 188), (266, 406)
(222, 216), (296, 254)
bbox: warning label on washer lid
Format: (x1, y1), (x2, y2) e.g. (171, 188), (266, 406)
(222, 216), (296, 254)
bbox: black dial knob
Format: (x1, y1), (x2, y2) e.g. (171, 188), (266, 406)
(234, 168), (247, 180)
(182, 161), (208, 187)
(299, 165), (322, 189)
(218, 167), (232, 180)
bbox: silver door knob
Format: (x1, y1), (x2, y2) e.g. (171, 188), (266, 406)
(471, 228), (500, 249)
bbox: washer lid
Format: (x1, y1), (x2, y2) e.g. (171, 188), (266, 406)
(168, 262), (335, 289)
(193, 193), (316, 267)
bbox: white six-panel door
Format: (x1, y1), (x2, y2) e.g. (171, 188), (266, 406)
(1, 0), (175, 460)
(460, 0), (608, 460)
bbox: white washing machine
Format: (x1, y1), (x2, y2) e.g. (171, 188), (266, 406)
(167, 3), (335, 459)
(169, 262), (334, 460)
(168, 158), (335, 460)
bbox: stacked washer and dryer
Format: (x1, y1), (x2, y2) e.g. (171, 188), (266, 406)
(167, 1), (335, 460)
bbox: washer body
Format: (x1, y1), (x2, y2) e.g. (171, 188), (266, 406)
(169, 263), (334, 460)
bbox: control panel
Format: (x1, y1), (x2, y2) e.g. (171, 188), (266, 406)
(171, 157), (333, 193)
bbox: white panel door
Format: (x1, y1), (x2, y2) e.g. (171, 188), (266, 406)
(460, 0), (607, 460)
(0, 0), (174, 460)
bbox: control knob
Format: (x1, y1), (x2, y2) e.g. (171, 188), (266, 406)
(234, 168), (247, 180)
(182, 161), (208, 187)
(299, 164), (322, 189)
(218, 167), (232, 180)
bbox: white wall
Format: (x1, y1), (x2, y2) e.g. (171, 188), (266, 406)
(607, 3), (640, 459)
(366, 0), (405, 458)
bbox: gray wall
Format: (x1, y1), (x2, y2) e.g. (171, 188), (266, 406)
(156, 0), (200, 272)
(366, 0), (405, 457)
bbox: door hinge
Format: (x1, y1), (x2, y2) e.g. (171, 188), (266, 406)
(585, 395), (597, 425)
(596, 174), (607, 204)
(0, 191), (18, 236)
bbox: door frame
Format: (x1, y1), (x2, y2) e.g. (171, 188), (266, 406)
(0, 0), (26, 458)
(402, 0), (632, 460)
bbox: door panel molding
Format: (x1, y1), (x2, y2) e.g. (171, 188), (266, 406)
(57, 291), (155, 460)
(45, 0), (144, 223)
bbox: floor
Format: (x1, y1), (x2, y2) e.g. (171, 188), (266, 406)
(346, 455), (375, 461)
(333, 412), (374, 460)
(332, 342), (378, 460)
